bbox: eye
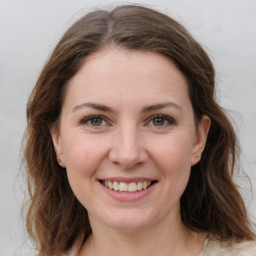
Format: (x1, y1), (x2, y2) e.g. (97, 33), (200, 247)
(90, 117), (104, 126)
(80, 115), (108, 128)
(147, 115), (176, 128)
(152, 117), (165, 126)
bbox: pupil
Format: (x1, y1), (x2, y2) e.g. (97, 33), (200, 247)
(153, 117), (164, 126)
(91, 118), (102, 126)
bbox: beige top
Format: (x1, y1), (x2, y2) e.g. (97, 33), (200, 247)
(66, 238), (256, 256)
(199, 238), (256, 256)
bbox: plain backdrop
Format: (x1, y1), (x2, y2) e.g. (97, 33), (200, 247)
(0, 0), (255, 255)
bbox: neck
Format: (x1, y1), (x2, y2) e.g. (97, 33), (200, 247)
(79, 213), (206, 256)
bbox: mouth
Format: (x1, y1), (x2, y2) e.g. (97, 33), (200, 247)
(99, 180), (157, 193)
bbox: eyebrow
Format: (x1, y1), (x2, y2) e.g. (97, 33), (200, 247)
(141, 102), (183, 113)
(72, 102), (114, 113)
(72, 101), (182, 113)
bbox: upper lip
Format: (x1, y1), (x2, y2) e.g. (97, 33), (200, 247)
(99, 177), (157, 183)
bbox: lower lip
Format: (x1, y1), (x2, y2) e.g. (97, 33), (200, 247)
(99, 181), (156, 202)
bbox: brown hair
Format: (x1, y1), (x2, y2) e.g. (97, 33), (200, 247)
(23, 4), (255, 255)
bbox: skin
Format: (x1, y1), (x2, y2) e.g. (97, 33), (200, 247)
(51, 48), (211, 256)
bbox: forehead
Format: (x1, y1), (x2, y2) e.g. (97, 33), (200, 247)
(64, 49), (191, 109)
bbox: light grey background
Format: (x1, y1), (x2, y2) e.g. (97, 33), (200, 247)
(1, 0), (255, 255)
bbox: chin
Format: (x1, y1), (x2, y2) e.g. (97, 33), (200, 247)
(98, 209), (156, 231)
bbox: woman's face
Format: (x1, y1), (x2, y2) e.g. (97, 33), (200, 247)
(51, 49), (210, 231)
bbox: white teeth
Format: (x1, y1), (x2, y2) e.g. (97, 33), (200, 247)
(102, 180), (153, 192)
(113, 181), (119, 191)
(137, 182), (143, 191)
(108, 181), (113, 189)
(128, 182), (137, 192)
(142, 181), (148, 189)
(119, 182), (128, 192)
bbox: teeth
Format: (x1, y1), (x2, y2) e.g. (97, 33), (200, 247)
(128, 182), (137, 192)
(102, 180), (153, 192)
(119, 182), (128, 192)
(137, 182), (143, 191)
(113, 181), (119, 191)
(108, 181), (113, 189)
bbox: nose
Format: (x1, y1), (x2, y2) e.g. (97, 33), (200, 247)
(109, 125), (148, 169)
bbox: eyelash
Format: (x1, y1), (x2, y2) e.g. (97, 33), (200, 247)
(79, 114), (176, 129)
(146, 114), (176, 128)
(80, 115), (109, 128)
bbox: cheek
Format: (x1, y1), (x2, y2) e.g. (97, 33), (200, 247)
(144, 134), (193, 216)
(62, 135), (109, 207)
(62, 133), (109, 181)
(149, 134), (193, 187)
(151, 133), (193, 167)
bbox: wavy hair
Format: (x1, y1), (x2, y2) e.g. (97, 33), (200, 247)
(23, 4), (255, 255)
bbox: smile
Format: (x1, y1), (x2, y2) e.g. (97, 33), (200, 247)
(102, 180), (152, 193)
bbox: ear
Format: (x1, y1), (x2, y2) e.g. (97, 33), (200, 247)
(191, 115), (211, 166)
(50, 126), (66, 168)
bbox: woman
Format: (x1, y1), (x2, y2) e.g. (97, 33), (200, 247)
(23, 4), (256, 256)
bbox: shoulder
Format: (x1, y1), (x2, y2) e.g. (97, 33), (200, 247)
(201, 238), (256, 256)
